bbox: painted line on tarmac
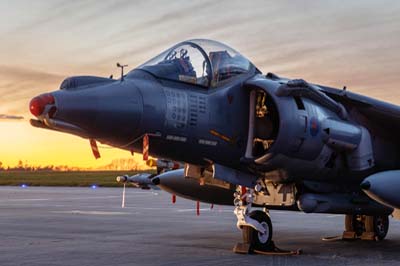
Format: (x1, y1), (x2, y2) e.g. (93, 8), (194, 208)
(122, 207), (170, 210)
(64, 194), (155, 200)
(326, 214), (341, 218)
(176, 208), (232, 213)
(0, 198), (50, 202)
(51, 210), (129, 215)
(63, 196), (121, 200)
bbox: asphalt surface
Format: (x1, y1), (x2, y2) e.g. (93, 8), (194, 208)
(0, 186), (400, 266)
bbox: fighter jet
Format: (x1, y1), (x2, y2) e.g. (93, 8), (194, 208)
(30, 39), (400, 253)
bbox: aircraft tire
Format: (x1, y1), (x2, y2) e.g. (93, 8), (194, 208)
(346, 214), (389, 240)
(373, 215), (389, 241)
(242, 210), (273, 251)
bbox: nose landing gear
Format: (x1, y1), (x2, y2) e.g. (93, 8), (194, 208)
(233, 186), (301, 255)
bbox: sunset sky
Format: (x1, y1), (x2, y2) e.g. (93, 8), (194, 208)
(1, 0), (400, 168)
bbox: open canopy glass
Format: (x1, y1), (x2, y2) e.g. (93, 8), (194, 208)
(134, 39), (255, 88)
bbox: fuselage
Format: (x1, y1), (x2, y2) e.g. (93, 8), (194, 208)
(29, 39), (400, 198)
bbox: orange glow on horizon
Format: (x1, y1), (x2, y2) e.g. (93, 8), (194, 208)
(0, 120), (148, 170)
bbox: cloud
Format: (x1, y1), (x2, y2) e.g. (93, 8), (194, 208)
(0, 114), (24, 121)
(4, 1), (98, 35)
(0, 65), (64, 100)
(0, 65), (65, 116)
(0, 65), (64, 82)
(1, 0), (400, 108)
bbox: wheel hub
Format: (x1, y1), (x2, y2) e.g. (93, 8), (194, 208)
(257, 221), (270, 244)
(375, 217), (385, 234)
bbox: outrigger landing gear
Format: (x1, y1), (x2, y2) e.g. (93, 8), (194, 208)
(342, 214), (389, 241)
(233, 186), (301, 255)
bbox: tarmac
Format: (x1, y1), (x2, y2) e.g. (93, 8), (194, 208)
(0, 186), (400, 266)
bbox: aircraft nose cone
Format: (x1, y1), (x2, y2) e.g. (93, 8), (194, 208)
(360, 180), (371, 190)
(50, 81), (143, 143)
(29, 93), (55, 117)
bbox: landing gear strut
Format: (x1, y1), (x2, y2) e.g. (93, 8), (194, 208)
(233, 186), (300, 255)
(343, 214), (389, 241)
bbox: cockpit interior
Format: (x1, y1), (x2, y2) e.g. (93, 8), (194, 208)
(134, 39), (255, 88)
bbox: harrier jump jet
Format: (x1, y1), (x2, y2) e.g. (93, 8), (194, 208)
(30, 39), (400, 253)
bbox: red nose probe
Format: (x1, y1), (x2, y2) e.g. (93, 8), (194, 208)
(29, 93), (55, 117)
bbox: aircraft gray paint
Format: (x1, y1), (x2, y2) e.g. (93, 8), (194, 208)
(30, 39), (400, 253)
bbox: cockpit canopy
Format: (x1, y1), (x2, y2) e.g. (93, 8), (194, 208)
(133, 39), (256, 88)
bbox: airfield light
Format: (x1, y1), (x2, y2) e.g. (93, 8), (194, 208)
(20, 184), (28, 188)
(91, 184), (98, 189)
